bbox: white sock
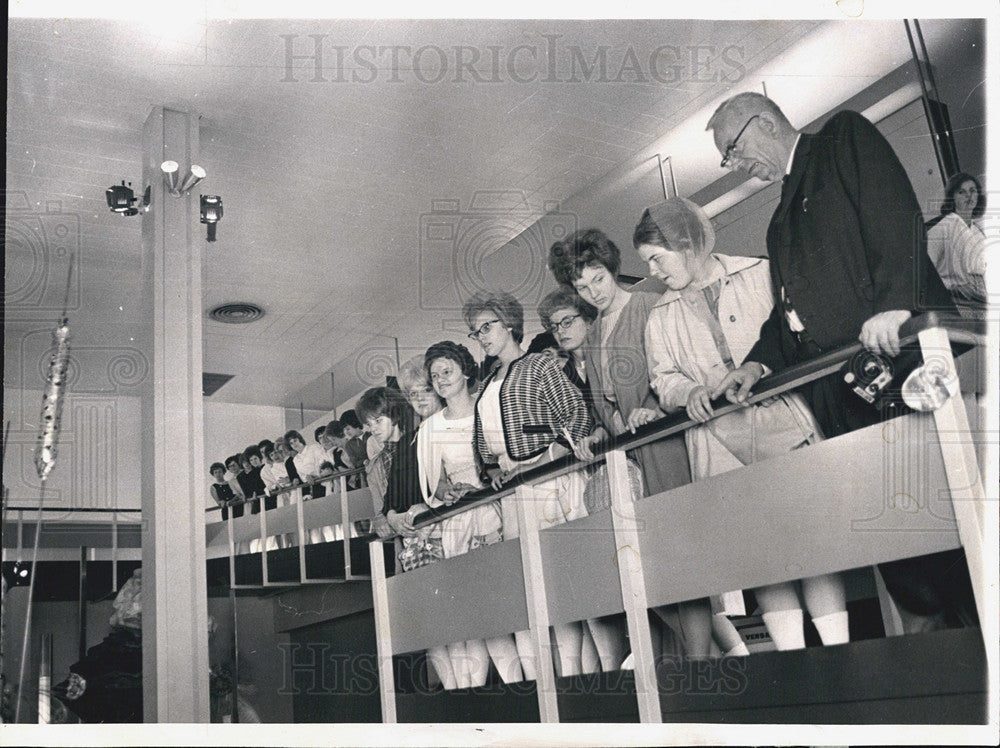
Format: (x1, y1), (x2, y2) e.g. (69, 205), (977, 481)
(762, 608), (805, 650)
(725, 641), (750, 657)
(812, 611), (850, 645)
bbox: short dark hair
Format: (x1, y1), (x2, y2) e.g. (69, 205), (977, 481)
(340, 409), (361, 430)
(314, 426), (326, 442)
(283, 430), (304, 445)
(326, 419), (346, 439)
(537, 288), (598, 328)
(941, 171), (986, 218)
(319, 461), (335, 474)
(225, 455), (241, 469)
(257, 439), (274, 452)
(424, 340), (479, 389)
(243, 445), (262, 461)
(356, 387), (414, 433)
(461, 290), (524, 343)
(210, 462), (226, 475)
(526, 330), (559, 354)
(548, 228), (621, 285)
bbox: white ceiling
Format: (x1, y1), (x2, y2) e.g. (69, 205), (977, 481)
(2, 16), (977, 410)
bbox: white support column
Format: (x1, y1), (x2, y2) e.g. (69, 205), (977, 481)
(139, 107), (210, 722)
(606, 449), (662, 723)
(513, 484), (560, 722)
(369, 540), (397, 723)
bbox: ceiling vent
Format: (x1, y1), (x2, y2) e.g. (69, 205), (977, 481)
(208, 302), (264, 324)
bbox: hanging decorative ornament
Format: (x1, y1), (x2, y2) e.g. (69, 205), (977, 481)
(34, 317), (72, 480)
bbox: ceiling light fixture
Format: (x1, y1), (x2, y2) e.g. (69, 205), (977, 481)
(105, 180), (149, 216)
(161, 160), (206, 197)
(200, 195), (223, 242)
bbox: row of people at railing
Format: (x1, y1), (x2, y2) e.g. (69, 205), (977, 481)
(206, 92), (980, 687)
(207, 412), (371, 520)
(353, 91), (980, 688)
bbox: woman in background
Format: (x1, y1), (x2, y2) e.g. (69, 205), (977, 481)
(927, 172), (987, 305)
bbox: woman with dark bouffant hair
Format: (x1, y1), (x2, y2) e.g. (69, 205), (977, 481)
(927, 171), (987, 304)
(548, 227), (706, 660)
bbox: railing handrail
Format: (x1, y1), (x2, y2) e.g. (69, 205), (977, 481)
(403, 311), (984, 533)
(205, 463), (367, 514)
(3, 507), (142, 514)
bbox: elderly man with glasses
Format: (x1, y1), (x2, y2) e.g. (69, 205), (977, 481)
(705, 92), (972, 635)
(706, 91), (954, 436)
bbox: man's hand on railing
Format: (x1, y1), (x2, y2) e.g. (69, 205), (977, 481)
(573, 426), (607, 462)
(712, 361), (765, 405)
(859, 309), (912, 358)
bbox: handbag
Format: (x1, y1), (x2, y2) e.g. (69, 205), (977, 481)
(689, 282), (819, 465)
(706, 393), (818, 465)
(582, 458), (644, 514)
(397, 530), (445, 572)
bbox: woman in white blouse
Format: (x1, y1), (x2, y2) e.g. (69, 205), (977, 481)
(927, 172), (987, 304)
(416, 340), (521, 686)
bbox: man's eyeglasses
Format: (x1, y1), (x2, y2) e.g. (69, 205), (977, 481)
(720, 114), (760, 169)
(545, 314), (581, 333)
(468, 319), (502, 340)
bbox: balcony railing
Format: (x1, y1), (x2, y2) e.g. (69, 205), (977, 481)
(364, 312), (989, 723)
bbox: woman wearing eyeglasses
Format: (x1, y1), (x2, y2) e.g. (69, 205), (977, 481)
(535, 288), (597, 406)
(534, 288), (630, 673)
(464, 289), (592, 679)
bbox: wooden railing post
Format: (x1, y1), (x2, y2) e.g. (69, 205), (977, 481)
(369, 540), (397, 723)
(513, 483), (560, 722)
(606, 448), (662, 723)
(918, 327), (991, 632)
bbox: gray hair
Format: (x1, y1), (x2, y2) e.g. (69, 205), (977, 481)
(706, 91), (791, 133)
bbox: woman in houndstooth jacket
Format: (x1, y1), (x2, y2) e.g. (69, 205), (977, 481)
(464, 290), (593, 680)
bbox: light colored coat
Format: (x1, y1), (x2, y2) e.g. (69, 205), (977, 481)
(645, 253), (818, 480)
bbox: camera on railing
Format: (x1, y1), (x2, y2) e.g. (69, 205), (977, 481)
(842, 350), (894, 405)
